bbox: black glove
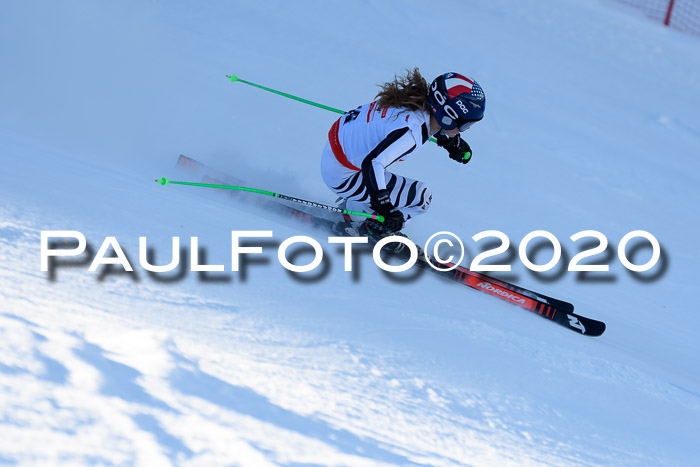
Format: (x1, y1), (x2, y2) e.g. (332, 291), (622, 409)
(435, 132), (472, 164)
(370, 189), (405, 233)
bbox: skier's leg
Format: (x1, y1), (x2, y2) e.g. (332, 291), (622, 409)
(322, 144), (432, 226)
(321, 142), (368, 204)
(349, 173), (431, 257)
(382, 173), (432, 222)
(330, 172), (432, 224)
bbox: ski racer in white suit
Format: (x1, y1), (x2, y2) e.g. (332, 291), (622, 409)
(320, 68), (486, 236)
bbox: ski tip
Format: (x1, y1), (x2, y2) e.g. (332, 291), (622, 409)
(226, 74), (239, 82)
(156, 177), (170, 186)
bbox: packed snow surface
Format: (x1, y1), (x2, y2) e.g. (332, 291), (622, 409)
(1, 0), (699, 465)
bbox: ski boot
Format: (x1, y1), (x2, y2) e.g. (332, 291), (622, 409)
(358, 219), (410, 254)
(330, 198), (361, 237)
(330, 219), (360, 237)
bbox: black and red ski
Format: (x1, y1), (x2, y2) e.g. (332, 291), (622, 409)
(283, 208), (606, 336)
(409, 259), (605, 336)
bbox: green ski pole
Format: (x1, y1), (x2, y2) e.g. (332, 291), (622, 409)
(226, 74), (438, 143)
(226, 74), (345, 115)
(156, 177), (385, 223)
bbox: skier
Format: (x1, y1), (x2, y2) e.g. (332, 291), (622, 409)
(320, 68), (485, 243)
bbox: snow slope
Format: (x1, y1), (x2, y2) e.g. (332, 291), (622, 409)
(1, 0), (700, 465)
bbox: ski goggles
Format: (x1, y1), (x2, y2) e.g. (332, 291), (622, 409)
(457, 119), (478, 132)
(440, 115), (479, 132)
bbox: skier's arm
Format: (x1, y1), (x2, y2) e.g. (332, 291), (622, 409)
(361, 127), (417, 195)
(435, 132), (472, 164)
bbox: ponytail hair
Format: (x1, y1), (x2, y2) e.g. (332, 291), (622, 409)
(375, 68), (430, 112)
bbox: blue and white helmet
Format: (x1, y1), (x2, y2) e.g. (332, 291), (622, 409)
(428, 72), (485, 131)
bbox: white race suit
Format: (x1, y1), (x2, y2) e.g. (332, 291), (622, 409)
(320, 102), (435, 221)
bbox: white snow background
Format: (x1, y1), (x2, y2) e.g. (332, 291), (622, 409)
(1, 0), (700, 465)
